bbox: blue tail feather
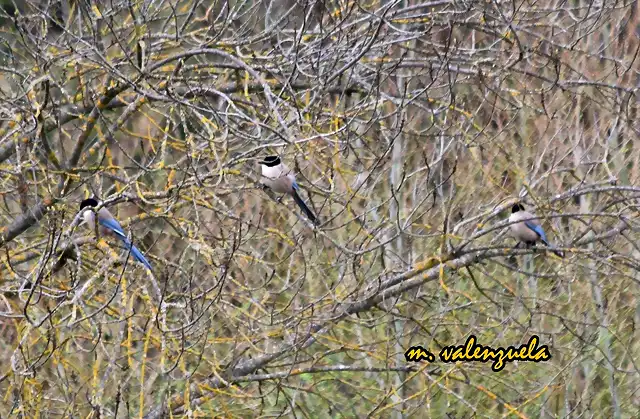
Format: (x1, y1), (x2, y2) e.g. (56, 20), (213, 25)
(121, 236), (152, 270)
(97, 217), (152, 270)
(113, 229), (153, 270)
(130, 244), (153, 270)
(292, 190), (317, 224)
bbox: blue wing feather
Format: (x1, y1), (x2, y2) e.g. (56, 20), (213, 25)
(524, 221), (548, 244)
(99, 217), (152, 270)
(99, 217), (127, 239)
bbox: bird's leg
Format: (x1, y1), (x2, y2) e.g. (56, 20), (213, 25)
(507, 242), (521, 265)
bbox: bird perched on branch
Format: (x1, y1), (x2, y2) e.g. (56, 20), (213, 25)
(509, 203), (564, 258)
(79, 198), (152, 270)
(259, 155), (318, 224)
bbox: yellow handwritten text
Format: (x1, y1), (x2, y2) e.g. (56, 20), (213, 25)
(439, 335), (551, 372)
(404, 346), (436, 362)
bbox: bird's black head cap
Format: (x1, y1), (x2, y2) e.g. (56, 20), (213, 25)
(260, 155), (281, 167)
(80, 198), (99, 210)
(511, 203), (525, 213)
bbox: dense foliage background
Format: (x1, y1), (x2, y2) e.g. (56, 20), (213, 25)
(0, 0), (639, 417)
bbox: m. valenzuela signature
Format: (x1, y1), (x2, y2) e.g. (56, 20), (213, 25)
(404, 335), (551, 372)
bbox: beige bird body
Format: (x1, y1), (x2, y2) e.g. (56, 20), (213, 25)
(261, 160), (296, 194)
(259, 156), (318, 224)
